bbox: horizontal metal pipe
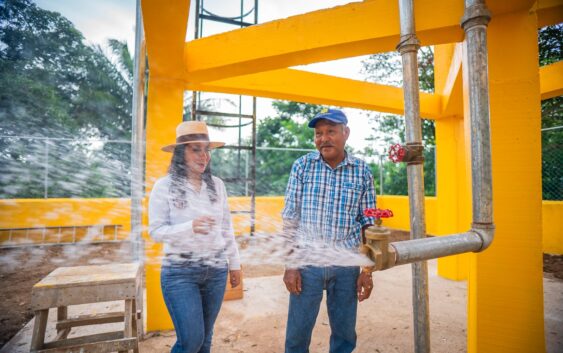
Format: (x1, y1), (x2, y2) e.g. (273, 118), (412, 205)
(391, 232), (483, 266)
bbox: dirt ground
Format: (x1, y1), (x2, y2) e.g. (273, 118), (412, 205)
(1, 235), (562, 350)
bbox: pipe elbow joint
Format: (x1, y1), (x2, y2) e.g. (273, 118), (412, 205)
(471, 223), (495, 252)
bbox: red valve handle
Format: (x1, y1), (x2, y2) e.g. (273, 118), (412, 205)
(388, 143), (406, 163)
(364, 208), (394, 219)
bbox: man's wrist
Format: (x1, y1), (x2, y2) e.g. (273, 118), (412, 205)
(361, 266), (375, 275)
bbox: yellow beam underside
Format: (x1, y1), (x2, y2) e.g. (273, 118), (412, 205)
(540, 61), (563, 100)
(187, 69), (442, 119)
(439, 43), (464, 117)
(536, 0), (563, 28)
(183, 0), (464, 83)
(182, 0), (537, 83)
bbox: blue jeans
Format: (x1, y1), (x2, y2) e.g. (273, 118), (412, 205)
(285, 266), (359, 353)
(161, 261), (228, 353)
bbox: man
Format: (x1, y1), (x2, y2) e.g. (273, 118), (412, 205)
(282, 108), (376, 353)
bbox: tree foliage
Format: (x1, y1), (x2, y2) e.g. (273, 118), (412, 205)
(0, 0), (133, 198)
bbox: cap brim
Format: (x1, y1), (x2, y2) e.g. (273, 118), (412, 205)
(161, 141), (225, 152)
(308, 116), (345, 128)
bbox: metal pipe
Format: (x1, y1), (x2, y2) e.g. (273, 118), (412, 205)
(130, 0), (146, 263)
(396, 0), (430, 352)
(461, 0), (494, 249)
(391, 232), (482, 266)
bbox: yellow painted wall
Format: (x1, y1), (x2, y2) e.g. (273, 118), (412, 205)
(0, 198), (131, 245)
(543, 201), (563, 254)
(376, 196), (438, 233)
(1, 197), (560, 253)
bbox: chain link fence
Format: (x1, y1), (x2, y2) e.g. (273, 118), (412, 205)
(19, 135), (563, 202)
(0, 136), (131, 199)
(542, 128), (562, 201)
(211, 146), (437, 197)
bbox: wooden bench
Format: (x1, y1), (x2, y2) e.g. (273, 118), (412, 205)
(30, 263), (143, 353)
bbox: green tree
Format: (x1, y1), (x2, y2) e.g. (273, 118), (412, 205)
(253, 101), (318, 195)
(0, 0), (133, 198)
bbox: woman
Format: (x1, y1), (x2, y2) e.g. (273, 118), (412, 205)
(148, 121), (241, 353)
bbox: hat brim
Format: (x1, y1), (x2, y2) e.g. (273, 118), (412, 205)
(161, 140), (225, 153)
(308, 116), (347, 128)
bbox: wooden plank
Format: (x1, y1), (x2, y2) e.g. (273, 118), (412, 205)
(119, 299), (133, 353)
(30, 309), (49, 351)
(54, 328), (71, 342)
(40, 338), (136, 353)
(132, 298), (140, 353)
(32, 282), (137, 310)
(41, 331), (123, 349)
(55, 312), (125, 330)
(33, 263), (140, 289)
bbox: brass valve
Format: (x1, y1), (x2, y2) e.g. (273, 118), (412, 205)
(360, 223), (396, 271)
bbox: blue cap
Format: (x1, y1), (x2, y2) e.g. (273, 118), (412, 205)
(308, 108), (348, 128)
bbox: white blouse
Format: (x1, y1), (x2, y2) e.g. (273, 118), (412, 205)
(148, 174), (241, 270)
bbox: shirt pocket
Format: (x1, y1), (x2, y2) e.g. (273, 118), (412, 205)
(340, 182), (363, 214)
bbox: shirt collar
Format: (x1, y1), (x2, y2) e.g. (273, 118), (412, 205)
(185, 178), (208, 193)
(314, 150), (356, 169)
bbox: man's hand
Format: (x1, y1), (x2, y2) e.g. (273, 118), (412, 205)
(283, 269), (302, 294)
(357, 271), (374, 302)
(192, 216), (216, 235)
(229, 270), (241, 288)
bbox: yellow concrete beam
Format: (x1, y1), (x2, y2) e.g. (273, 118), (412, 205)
(439, 43), (464, 117)
(141, 0), (190, 78)
(187, 69), (442, 119)
(183, 0), (537, 83)
(540, 60), (563, 100)
(184, 0), (464, 83)
(536, 0), (563, 28)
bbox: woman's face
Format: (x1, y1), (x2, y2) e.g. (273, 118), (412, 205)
(184, 142), (211, 176)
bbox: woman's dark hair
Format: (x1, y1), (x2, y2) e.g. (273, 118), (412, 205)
(168, 144), (218, 208)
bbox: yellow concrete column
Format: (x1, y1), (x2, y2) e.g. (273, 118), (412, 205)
(466, 10), (545, 353)
(433, 44), (471, 280)
(144, 77), (185, 331)
(434, 115), (473, 280)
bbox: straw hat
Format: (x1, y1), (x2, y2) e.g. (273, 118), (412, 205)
(161, 121), (225, 152)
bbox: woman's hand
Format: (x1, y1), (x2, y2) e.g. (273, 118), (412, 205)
(357, 271), (374, 302)
(192, 216), (216, 235)
(229, 270), (241, 288)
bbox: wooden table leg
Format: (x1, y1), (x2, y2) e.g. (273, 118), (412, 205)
(55, 306), (71, 340)
(119, 299), (135, 353)
(30, 309), (48, 352)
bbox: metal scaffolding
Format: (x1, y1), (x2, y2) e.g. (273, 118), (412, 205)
(191, 0), (259, 236)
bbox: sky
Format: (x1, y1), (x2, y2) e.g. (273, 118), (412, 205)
(33, 0), (386, 152)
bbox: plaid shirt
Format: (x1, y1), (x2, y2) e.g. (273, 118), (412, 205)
(282, 151), (376, 251)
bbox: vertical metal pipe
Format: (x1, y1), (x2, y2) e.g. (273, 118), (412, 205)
(396, 0), (430, 352)
(461, 0), (494, 240)
(250, 97), (257, 236)
(191, 0), (201, 121)
(44, 140), (49, 198)
(130, 0), (146, 263)
(379, 155), (384, 195)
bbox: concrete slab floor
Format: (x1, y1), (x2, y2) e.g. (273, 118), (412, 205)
(3, 260), (561, 353)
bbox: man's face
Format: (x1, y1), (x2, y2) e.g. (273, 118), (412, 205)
(314, 120), (350, 163)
